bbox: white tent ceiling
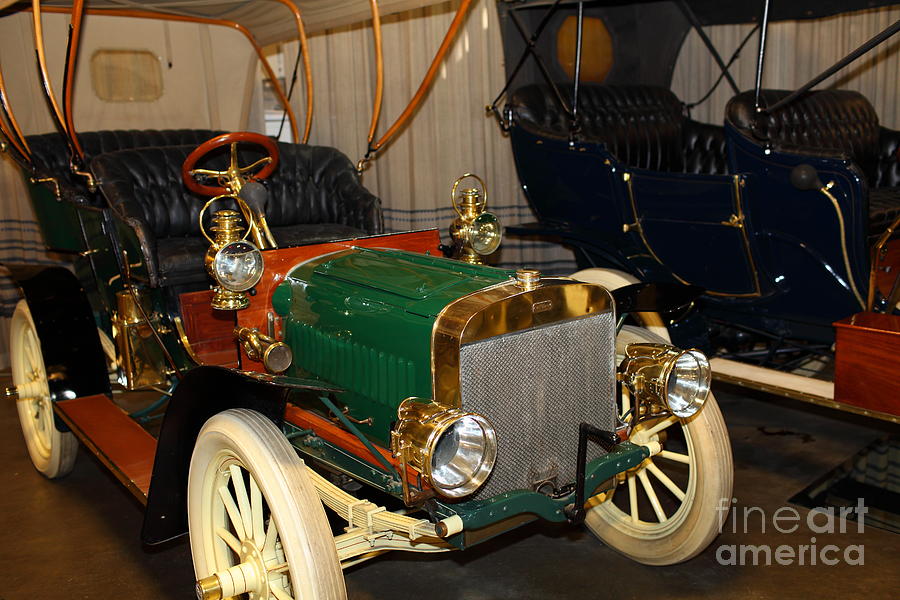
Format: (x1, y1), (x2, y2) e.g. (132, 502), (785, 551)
(7, 1), (442, 44)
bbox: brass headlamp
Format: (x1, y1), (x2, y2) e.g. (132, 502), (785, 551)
(619, 343), (711, 419)
(448, 173), (502, 264)
(392, 399), (497, 500)
(202, 208), (264, 310)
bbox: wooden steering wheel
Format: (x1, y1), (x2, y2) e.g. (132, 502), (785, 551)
(182, 132), (279, 197)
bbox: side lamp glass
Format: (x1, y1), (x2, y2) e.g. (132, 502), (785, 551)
(213, 240), (264, 292)
(619, 343), (711, 418)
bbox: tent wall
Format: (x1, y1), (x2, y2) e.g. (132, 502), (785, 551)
(283, 0), (578, 275)
(672, 6), (900, 128)
(0, 11), (263, 369)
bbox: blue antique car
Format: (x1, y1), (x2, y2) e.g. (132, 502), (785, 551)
(495, 0), (900, 363)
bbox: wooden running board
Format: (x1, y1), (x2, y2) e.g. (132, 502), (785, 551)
(710, 357), (899, 424)
(55, 394), (157, 503)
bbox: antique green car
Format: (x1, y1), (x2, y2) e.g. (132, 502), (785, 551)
(1, 2), (733, 598)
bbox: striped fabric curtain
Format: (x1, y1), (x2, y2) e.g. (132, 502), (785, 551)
(283, 0), (578, 274)
(671, 6), (900, 128)
(0, 155), (68, 369)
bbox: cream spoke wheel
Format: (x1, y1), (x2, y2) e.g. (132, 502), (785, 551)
(584, 325), (733, 565)
(570, 268), (672, 342)
(9, 300), (77, 478)
(189, 409), (346, 600)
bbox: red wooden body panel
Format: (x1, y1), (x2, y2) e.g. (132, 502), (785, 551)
(179, 290), (239, 367)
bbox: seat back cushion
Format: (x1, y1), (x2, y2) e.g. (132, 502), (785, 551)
(25, 129), (223, 182)
(509, 84), (728, 175)
(510, 84), (686, 171)
(726, 89), (881, 182)
(91, 142), (383, 240)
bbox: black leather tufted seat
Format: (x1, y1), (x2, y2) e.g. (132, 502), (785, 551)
(727, 90), (900, 235)
(91, 143), (384, 287)
(508, 84), (728, 175)
(25, 130), (223, 204)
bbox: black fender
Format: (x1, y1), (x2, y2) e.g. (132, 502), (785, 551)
(611, 282), (705, 317)
(141, 367), (338, 545)
(7, 265), (109, 399)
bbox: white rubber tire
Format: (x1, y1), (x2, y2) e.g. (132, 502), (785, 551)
(9, 299), (78, 478)
(585, 325), (733, 565)
(571, 268), (671, 342)
(188, 408), (346, 600)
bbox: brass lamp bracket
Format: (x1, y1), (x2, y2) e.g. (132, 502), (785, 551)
(30, 176), (60, 199)
(233, 326), (292, 373)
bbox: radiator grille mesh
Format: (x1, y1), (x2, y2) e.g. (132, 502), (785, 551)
(459, 312), (616, 500)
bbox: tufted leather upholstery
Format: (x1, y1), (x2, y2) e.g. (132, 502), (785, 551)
(508, 84), (728, 175)
(726, 90), (882, 178)
(25, 130), (223, 204)
(91, 142), (384, 287)
(877, 127), (900, 188)
(727, 89), (900, 233)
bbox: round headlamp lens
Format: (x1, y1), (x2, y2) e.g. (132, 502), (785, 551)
(430, 414), (497, 497)
(665, 350), (711, 418)
(213, 240), (263, 292)
(469, 212), (502, 255)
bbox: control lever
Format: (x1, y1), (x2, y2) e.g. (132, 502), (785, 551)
(239, 181), (277, 249)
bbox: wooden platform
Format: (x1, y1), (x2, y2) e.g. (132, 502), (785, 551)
(711, 356), (899, 424)
(54, 394), (157, 503)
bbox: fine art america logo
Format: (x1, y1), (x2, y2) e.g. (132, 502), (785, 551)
(715, 497), (867, 566)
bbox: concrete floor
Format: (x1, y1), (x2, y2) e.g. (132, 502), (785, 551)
(1, 374), (898, 599)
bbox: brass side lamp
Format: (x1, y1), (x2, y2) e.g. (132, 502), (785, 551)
(447, 173), (502, 264)
(202, 208), (264, 310)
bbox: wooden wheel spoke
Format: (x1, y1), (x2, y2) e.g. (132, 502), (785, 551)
(23, 336), (40, 372)
(229, 464), (254, 541)
(263, 515), (277, 555)
(627, 472), (638, 524)
(643, 416), (678, 438)
(620, 387), (632, 422)
(658, 449), (691, 464)
(267, 562), (289, 574)
(637, 469), (667, 523)
(646, 461), (686, 502)
(271, 587), (295, 600)
(215, 527), (242, 554)
(217, 483), (246, 539)
(250, 474), (265, 548)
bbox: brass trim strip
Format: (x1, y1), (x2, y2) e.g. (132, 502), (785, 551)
(818, 182), (865, 309)
(727, 174), (763, 297)
(623, 172), (670, 271)
(431, 277), (613, 407)
(712, 368), (899, 425)
(172, 315), (203, 365)
(624, 171), (762, 298)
